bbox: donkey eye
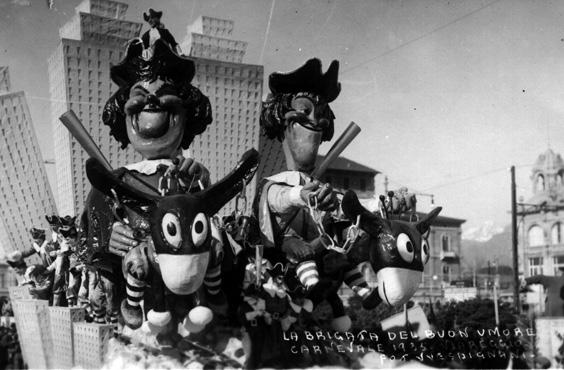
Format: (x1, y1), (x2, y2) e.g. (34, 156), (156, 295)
(162, 213), (182, 250)
(396, 233), (415, 263)
(421, 240), (430, 264)
(191, 213), (209, 248)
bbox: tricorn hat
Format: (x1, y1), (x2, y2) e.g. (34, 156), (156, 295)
(59, 215), (76, 227)
(268, 58), (341, 102)
(143, 8), (162, 22)
(45, 215), (61, 227)
(29, 228), (45, 239)
(110, 38), (195, 88)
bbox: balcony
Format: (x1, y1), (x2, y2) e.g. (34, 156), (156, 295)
(440, 250), (459, 263)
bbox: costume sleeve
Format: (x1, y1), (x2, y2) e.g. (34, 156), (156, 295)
(267, 183), (306, 215)
(160, 29), (178, 47)
(21, 247), (36, 259)
(525, 275), (553, 286)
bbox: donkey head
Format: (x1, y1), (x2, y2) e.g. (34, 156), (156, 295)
(342, 190), (441, 307)
(86, 149), (259, 295)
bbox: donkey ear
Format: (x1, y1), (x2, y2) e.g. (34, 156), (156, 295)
(342, 190), (386, 234)
(85, 158), (160, 207)
(341, 191), (365, 219)
(199, 148), (259, 215)
(416, 207), (442, 234)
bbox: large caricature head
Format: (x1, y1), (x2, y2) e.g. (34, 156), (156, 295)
(342, 191), (442, 307)
(260, 58), (340, 173)
(103, 39), (212, 160)
(86, 149), (259, 295)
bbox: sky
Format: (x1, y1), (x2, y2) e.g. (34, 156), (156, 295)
(2, 0), (564, 234)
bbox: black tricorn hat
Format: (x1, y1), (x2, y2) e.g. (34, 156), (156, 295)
(59, 215), (76, 227)
(267, 262), (287, 277)
(45, 215), (61, 227)
(110, 38), (195, 88)
(268, 58), (341, 102)
(143, 8), (163, 22)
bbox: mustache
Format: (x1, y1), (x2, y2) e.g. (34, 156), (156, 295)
(125, 94), (184, 115)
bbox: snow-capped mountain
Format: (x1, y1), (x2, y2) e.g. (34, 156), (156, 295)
(462, 221), (505, 242)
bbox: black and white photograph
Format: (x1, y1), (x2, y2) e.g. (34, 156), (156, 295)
(0, 0), (562, 368)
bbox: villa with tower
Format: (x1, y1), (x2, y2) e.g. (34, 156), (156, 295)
(519, 149), (564, 279)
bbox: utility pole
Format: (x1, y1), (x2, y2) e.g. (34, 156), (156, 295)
(384, 176), (389, 193)
(511, 165), (520, 311)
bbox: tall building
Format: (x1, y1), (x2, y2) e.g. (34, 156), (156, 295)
(48, 0), (142, 216)
(0, 67), (57, 256)
(519, 149), (564, 277)
(182, 16), (285, 214)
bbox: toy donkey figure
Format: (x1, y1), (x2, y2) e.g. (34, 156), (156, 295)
(340, 191), (442, 307)
(286, 190), (441, 334)
(86, 149), (259, 335)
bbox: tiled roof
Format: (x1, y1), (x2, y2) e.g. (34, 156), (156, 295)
(316, 155), (379, 175)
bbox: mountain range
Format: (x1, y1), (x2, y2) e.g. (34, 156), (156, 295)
(460, 225), (513, 272)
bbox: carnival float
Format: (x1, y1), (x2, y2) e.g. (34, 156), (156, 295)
(4, 8), (441, 369)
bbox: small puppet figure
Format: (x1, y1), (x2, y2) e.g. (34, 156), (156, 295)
(255, 59), (378, 315)
(28, 228), (56, 269)
(83, 33), (225, 333)
(59, 222), (89, 308)
(25, 265), (54, 302)
(46, 215), (76, 306)
(141, 8), (181, 55)
(5, 253), (29, 286)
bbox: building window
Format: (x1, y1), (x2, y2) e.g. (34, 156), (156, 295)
(554, 256), (564, 275)
(343, 178), (349, 190)
(536, 175), (545, 192)
(528, 225), (544, 247)
(529, 257), (543, 276)
(552, 223), (562, 245)
(442, 265), (450, 282)
(360, 178), (366, 192)
(442, 234), (450, 252)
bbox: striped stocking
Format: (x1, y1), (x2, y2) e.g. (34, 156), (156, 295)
(125, 274), (146, 308)
(204, 265), (222, 296)
(296, 260), (319, 289)
(344, 266), (371, 298)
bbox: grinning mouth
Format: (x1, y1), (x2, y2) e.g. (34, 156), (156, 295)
(132, 110), (172, 138)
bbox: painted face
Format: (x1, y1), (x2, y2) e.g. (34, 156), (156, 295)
(149, 195), (212, 295)
(282, 94), (330, 173)
(341, 190), (441, 308)
(370, 221), (429, 306)
(86, 149), (259, 296)
(124, 78), (187, 159)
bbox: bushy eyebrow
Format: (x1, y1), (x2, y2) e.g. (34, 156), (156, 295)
(155, 83), (177, 96)
(131, 84), (150, 94)
(130, 83), (177, 96)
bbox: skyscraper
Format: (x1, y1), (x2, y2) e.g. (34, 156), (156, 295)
(48, 0), (142, 216)
(0, 67), (57, 256)
(182, 16), (285, 214)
